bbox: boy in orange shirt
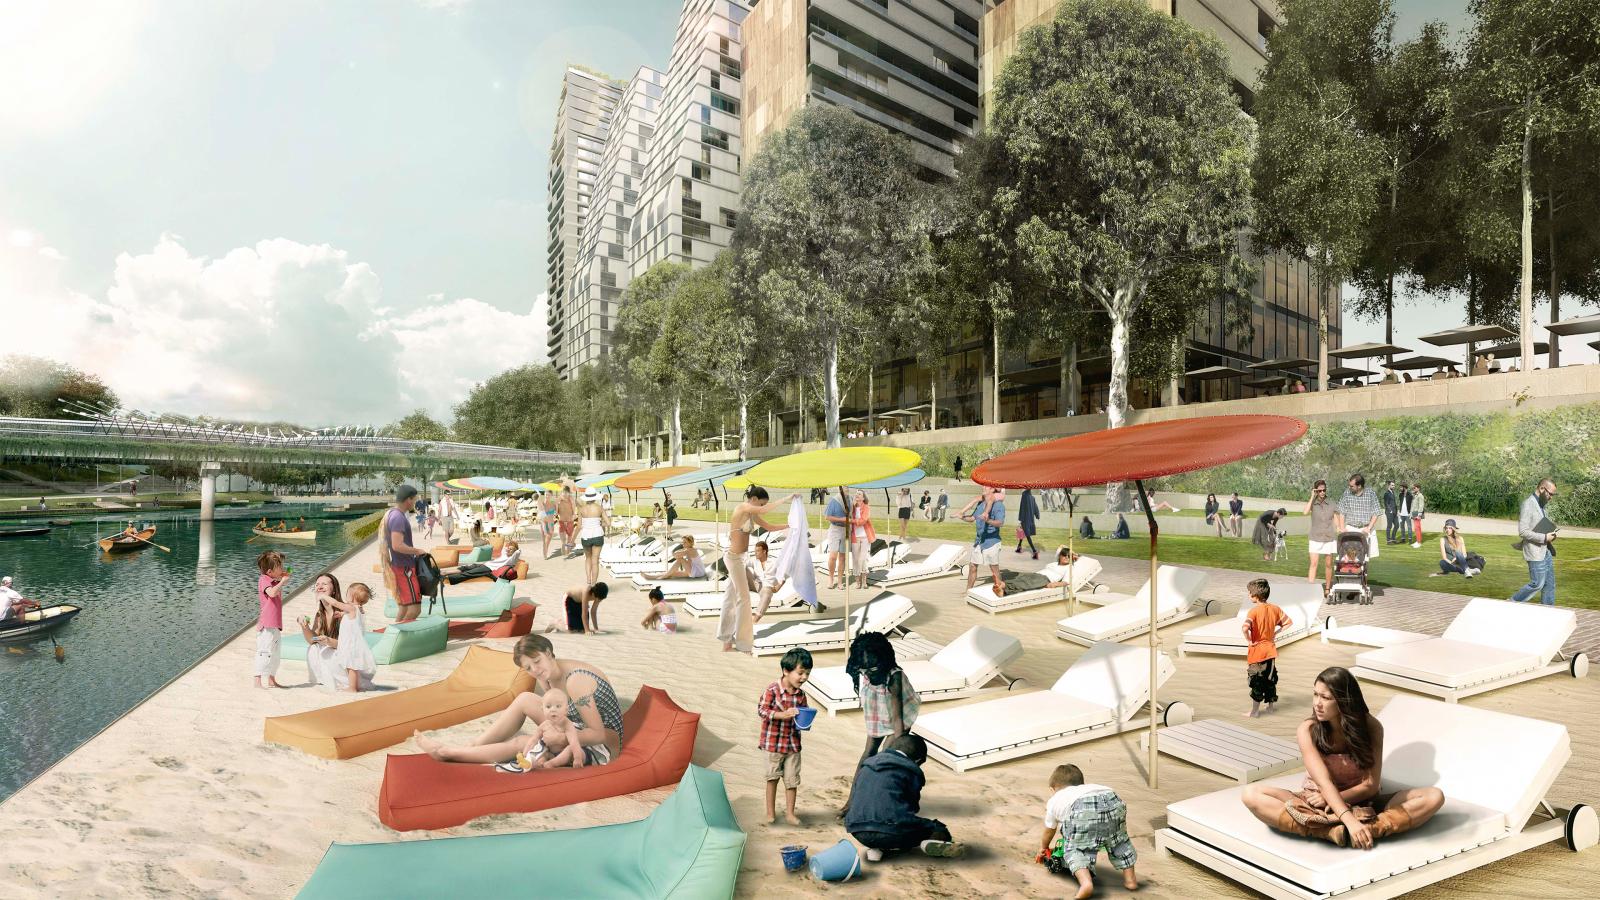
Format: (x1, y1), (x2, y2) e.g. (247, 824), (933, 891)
(1242, 578), (1291, 718)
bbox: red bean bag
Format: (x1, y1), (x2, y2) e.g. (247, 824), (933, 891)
(454, 558), (530, 584)
(445, 603), (536, 640)
(377, 685), (700, 831)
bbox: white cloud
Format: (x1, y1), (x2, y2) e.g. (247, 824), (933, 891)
(416, 0), (472, 12)
(0, 2), (152, 137)
(0, 231), (548, 425)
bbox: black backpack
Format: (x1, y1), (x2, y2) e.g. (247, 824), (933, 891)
(414, 552), (444, 598)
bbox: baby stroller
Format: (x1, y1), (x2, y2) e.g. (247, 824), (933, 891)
(1327, 531), (1372, 605)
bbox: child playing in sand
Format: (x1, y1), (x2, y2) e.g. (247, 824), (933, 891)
(254, 550), (289, 689)
(639, 586), (677, 633)
(1037, 764), (1138, 898)
(497, 688), (586, 772)
(1242, 578), (1291, 718)
(758, 648), (812, 825)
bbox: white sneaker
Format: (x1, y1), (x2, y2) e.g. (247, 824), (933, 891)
(1465, 568), (1478, 578)
(864, 848), (883, 862)
(1411, 542), (1422, 548)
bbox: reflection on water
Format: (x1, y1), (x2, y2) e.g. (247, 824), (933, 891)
(0, 507), (362, 801)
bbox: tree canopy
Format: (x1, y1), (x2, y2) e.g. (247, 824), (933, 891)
(450, 364), (577, 453)
(388, 409), (450, 442)
(0, 355), (120, 420)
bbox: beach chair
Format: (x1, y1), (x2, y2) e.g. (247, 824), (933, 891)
(1349, 598), (1588, 702)
(750, 591), (918, 657)
(1179, 582), (1329, 657)
(598, 533), (650, 563)
(812, 539), (908, 573)
(1054, 565), (1212, 646)
(801, 625), (1024, 716)
(912, 640), (1182, 773)
(1155, 694), (1597, 900)
(865, 543), (966, 587)
(305, 767), (743, 900)
(630, 567), (727, 599)
(965, 555), (1109, 615)
(681, 580), (813, 619)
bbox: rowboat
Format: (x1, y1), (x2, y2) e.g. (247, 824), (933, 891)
(99, 527), (156, 553)
(0, 527), (51, 538)
(0, 603), (83, 641)
(252, 526), (317, 542)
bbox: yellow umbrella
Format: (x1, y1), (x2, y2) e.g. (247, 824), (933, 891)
(744, 447), (921, 633)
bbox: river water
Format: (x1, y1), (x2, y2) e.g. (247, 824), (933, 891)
(0, 506), (366, 801)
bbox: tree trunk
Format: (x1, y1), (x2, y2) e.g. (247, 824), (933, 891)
(824, 339), (841, 449)
(670, 395), (682, 465)
(867, 368), (874, 434)
(738, 393), (749, 459)
(1467, 270), (1477, 365)
(992, 322), (1001, 426)
(1548, 179), (1560, 369)
(1105, 305), (1131, 510)
(1518, 106), (1534, 367)
(798, 379), (805, 444)
(1386, 155), (1398, 366)
(930, 370), (938, 431)
(1317, 257), (1330, 392)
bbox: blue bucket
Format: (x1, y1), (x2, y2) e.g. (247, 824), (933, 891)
(780, 844), (808, 872)
(809, 839), (862, 882)
(794, 706), (818, 730)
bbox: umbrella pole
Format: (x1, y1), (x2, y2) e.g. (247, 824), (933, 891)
(1136, 478), (1160, 789)
(840, 486), (852, 635)
(1067, 534), (1076, 614)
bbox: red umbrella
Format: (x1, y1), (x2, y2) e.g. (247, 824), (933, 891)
(972, 414), (1307, 787)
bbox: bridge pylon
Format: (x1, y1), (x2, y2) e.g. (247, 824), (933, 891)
(199, 461), (223, 522)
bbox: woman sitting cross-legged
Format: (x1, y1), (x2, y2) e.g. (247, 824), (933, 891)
(644, 535), (705, 580)
(413, 633), (624, 767)
(1241, 666), (1444, 849)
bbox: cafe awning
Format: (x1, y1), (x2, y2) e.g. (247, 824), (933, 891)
(1545, 313), (1600, 336)
(1327, 366), (1373, 380)
(1328, 342), (1410, 359)
(1243, 375), (1291, 389)
(1184, 365), (1251, 380)
(1419, 325), (1516, 346)
(1472, 341), (1549, 359)
(1386, 355), (1459, 371)
(1246, 357), (1317, 370)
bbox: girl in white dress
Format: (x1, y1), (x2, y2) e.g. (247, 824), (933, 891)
(298, 577), (377, 692)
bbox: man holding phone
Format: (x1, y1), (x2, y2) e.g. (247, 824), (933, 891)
(1511, 478), (1559, 606)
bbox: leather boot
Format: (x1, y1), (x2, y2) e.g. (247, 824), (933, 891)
(1276, 808), (1347, 846)
(1368, 807), (1413, 842)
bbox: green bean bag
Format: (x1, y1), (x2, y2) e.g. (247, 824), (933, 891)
(280, 617), (448, 665)
(464, 544), (492, 564)
(299, 766), (744, 900)
(383, 580), (516, 621)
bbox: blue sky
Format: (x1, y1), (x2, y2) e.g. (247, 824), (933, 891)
(0, 1), (1580, 424)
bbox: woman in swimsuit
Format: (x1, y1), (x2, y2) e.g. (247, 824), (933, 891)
(538, 492), (556, 559)
(577, 490), (611, 586)
(718, 486), (801, 653)
(644, 535), (705, 580)
(1241, 666), (1443, 848)
(414, 634), (625, 766)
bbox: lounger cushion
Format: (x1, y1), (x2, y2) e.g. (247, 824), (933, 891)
(1357, 638), (1538, 689)
(751, 592), (916, 651)
(1050, 640), (1175, 721)
(377, 686), (701, 831)
(929, 626), (1023, 684)
(867, 544), (963, 584)
(967, 557), (1105, 610)
(1056, 566), (1209, 642)
(429, 545), (467, 568)
(1439, 598), (1575, 665)
(263, 646), (533, 760)
(1181, 583), (1325, 649)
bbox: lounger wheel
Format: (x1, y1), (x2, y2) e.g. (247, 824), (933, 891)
(1571, 652), (1590, 679)
(1566, 804), (1598, 852)
(1323, 614), (1337, 632)
(1161, 701), (1193, 727)
(1202, 599), (1220, 615)
(1090, 583), (1110, 594)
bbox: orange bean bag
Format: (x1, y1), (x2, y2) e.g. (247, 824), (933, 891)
(430, 545), (468, 568)
(454, 558), (530, 584)
(446, 603), (536, 640)
(263, 646), (532, 760)
(377, 685), (700, 831)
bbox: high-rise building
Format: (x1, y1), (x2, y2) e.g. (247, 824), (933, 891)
(547, 66), (625, 377)
(630, 0), (751, 278)
(570, 66), (666, 371)
(742, 0), (983, 178)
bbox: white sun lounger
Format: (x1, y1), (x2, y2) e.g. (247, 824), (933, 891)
(1156, 694), (1597, 900)
(600, 535), (660, 563)
(812, 541), (908, 573)
(680, 580), (815, 619)
(913, 640), (1179, 772)
(629, 571), (725, 598)
(965, 556), (1108, 614)
(801, 625), (1025, 715)
(750, 591), (917, 657)
(866, 543), (966, 587)
(1054, 566), (1212, 646)
(1350, 598), (1588, 702)
(605, 540), (717, 575)
(1179, 582), (1328, 657)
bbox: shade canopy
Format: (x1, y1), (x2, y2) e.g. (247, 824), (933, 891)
(612, 466), (699, 491)
(1184, 364), (1250, 380)
(1328, 342), (1409, 359)
(850, 467), (927, 490)
(744, 447), (920, 490)
(1472, 341), (1549, 359)
(653, 459), (759, 490)
(1385, 355), (1459, 371)
(1546, 313), (1600, 336)
(1327, 365), (1374, 379)
(1243, 375), (1291, 389)
(1247, 357), (1317, 370)
(878, 408), (919, 418)
(576, 471), (625, 488)
(723, 475), (751, 491)
(972, 415), (1306, 489)
(1420, 324), (1516, 346)
(1589, 340), (1600, 351)
(444, 476), (524, 491)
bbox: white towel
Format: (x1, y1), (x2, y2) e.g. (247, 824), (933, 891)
(775, 496), (819, 608)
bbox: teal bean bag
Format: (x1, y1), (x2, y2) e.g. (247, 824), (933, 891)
(384, 580), (516, 621)
(280, 630), (383, 663)
(279, 617), (448, 665)
(299, 766), (744, 900)
(464, 544), (492, 564)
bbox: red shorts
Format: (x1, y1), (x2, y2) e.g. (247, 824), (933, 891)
(392, 564), (421, 606)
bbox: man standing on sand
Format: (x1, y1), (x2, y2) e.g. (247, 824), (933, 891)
(1510, 479), (1560, 606)
(960, 486), (1006, 594)
(384, 485), (429, 623)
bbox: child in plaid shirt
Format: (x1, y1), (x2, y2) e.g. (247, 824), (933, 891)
(1038, 764), (1138, 898)
(759, 647), (812, 825)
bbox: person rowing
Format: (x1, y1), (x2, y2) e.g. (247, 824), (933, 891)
(0, 575), (39, 621)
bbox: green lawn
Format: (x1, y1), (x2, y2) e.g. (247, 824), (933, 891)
(616, 502), (1600, 611)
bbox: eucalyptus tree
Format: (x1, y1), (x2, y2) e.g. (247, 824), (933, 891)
(388, 409), (449, 443)
(683, 251), (792, 459)
(735, 104), (933, 448)
(613, 260), (696, 464)
(451, 364), (577, 453)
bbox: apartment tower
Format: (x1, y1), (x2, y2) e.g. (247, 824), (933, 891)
(546, 66), (625, 376)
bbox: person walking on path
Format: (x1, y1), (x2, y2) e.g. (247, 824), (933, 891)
(1335, 474), (1381, 561)
(1015, 488), (1041, 559)
(1305, 480), (1338, 592)
(1409, 485), (1426, 548)
(896, 487), (914, 542)
(849, 491), (876, 591)
(960, 486), (1006, 594)
(953, 455), (964, 480)
(1510, 479), (1559, 605)
(383, 485), (428, 623)
(1382, 481), (1399, 545)
(556, 485), (577, 557)
(439, 493), (456, 544)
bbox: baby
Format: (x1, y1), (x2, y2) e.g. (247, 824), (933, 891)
(1334, 546), (1363, 575)
(498, 688), (586, 772)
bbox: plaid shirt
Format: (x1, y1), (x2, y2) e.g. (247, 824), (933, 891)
(758, 682), (808, 754)
(1338, 489), (1381, 530)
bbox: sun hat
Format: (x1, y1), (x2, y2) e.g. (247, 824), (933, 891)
(583, 489), (601, 502)
(1444, 518), (1457, 528)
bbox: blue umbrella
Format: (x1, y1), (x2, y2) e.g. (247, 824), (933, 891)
(653, 460), (762, 543)
(848, 468), (927, 532)
(576, 471), (626, 488)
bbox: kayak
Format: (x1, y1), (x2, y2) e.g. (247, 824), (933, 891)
(0, 527), (51, 538)
(252, 527), (317, 542)
(0, 603), (83, 641)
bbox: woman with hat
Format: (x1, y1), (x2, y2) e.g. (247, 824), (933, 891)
(577, 489), (611, 587)
(1428, 519), (1478, 578)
